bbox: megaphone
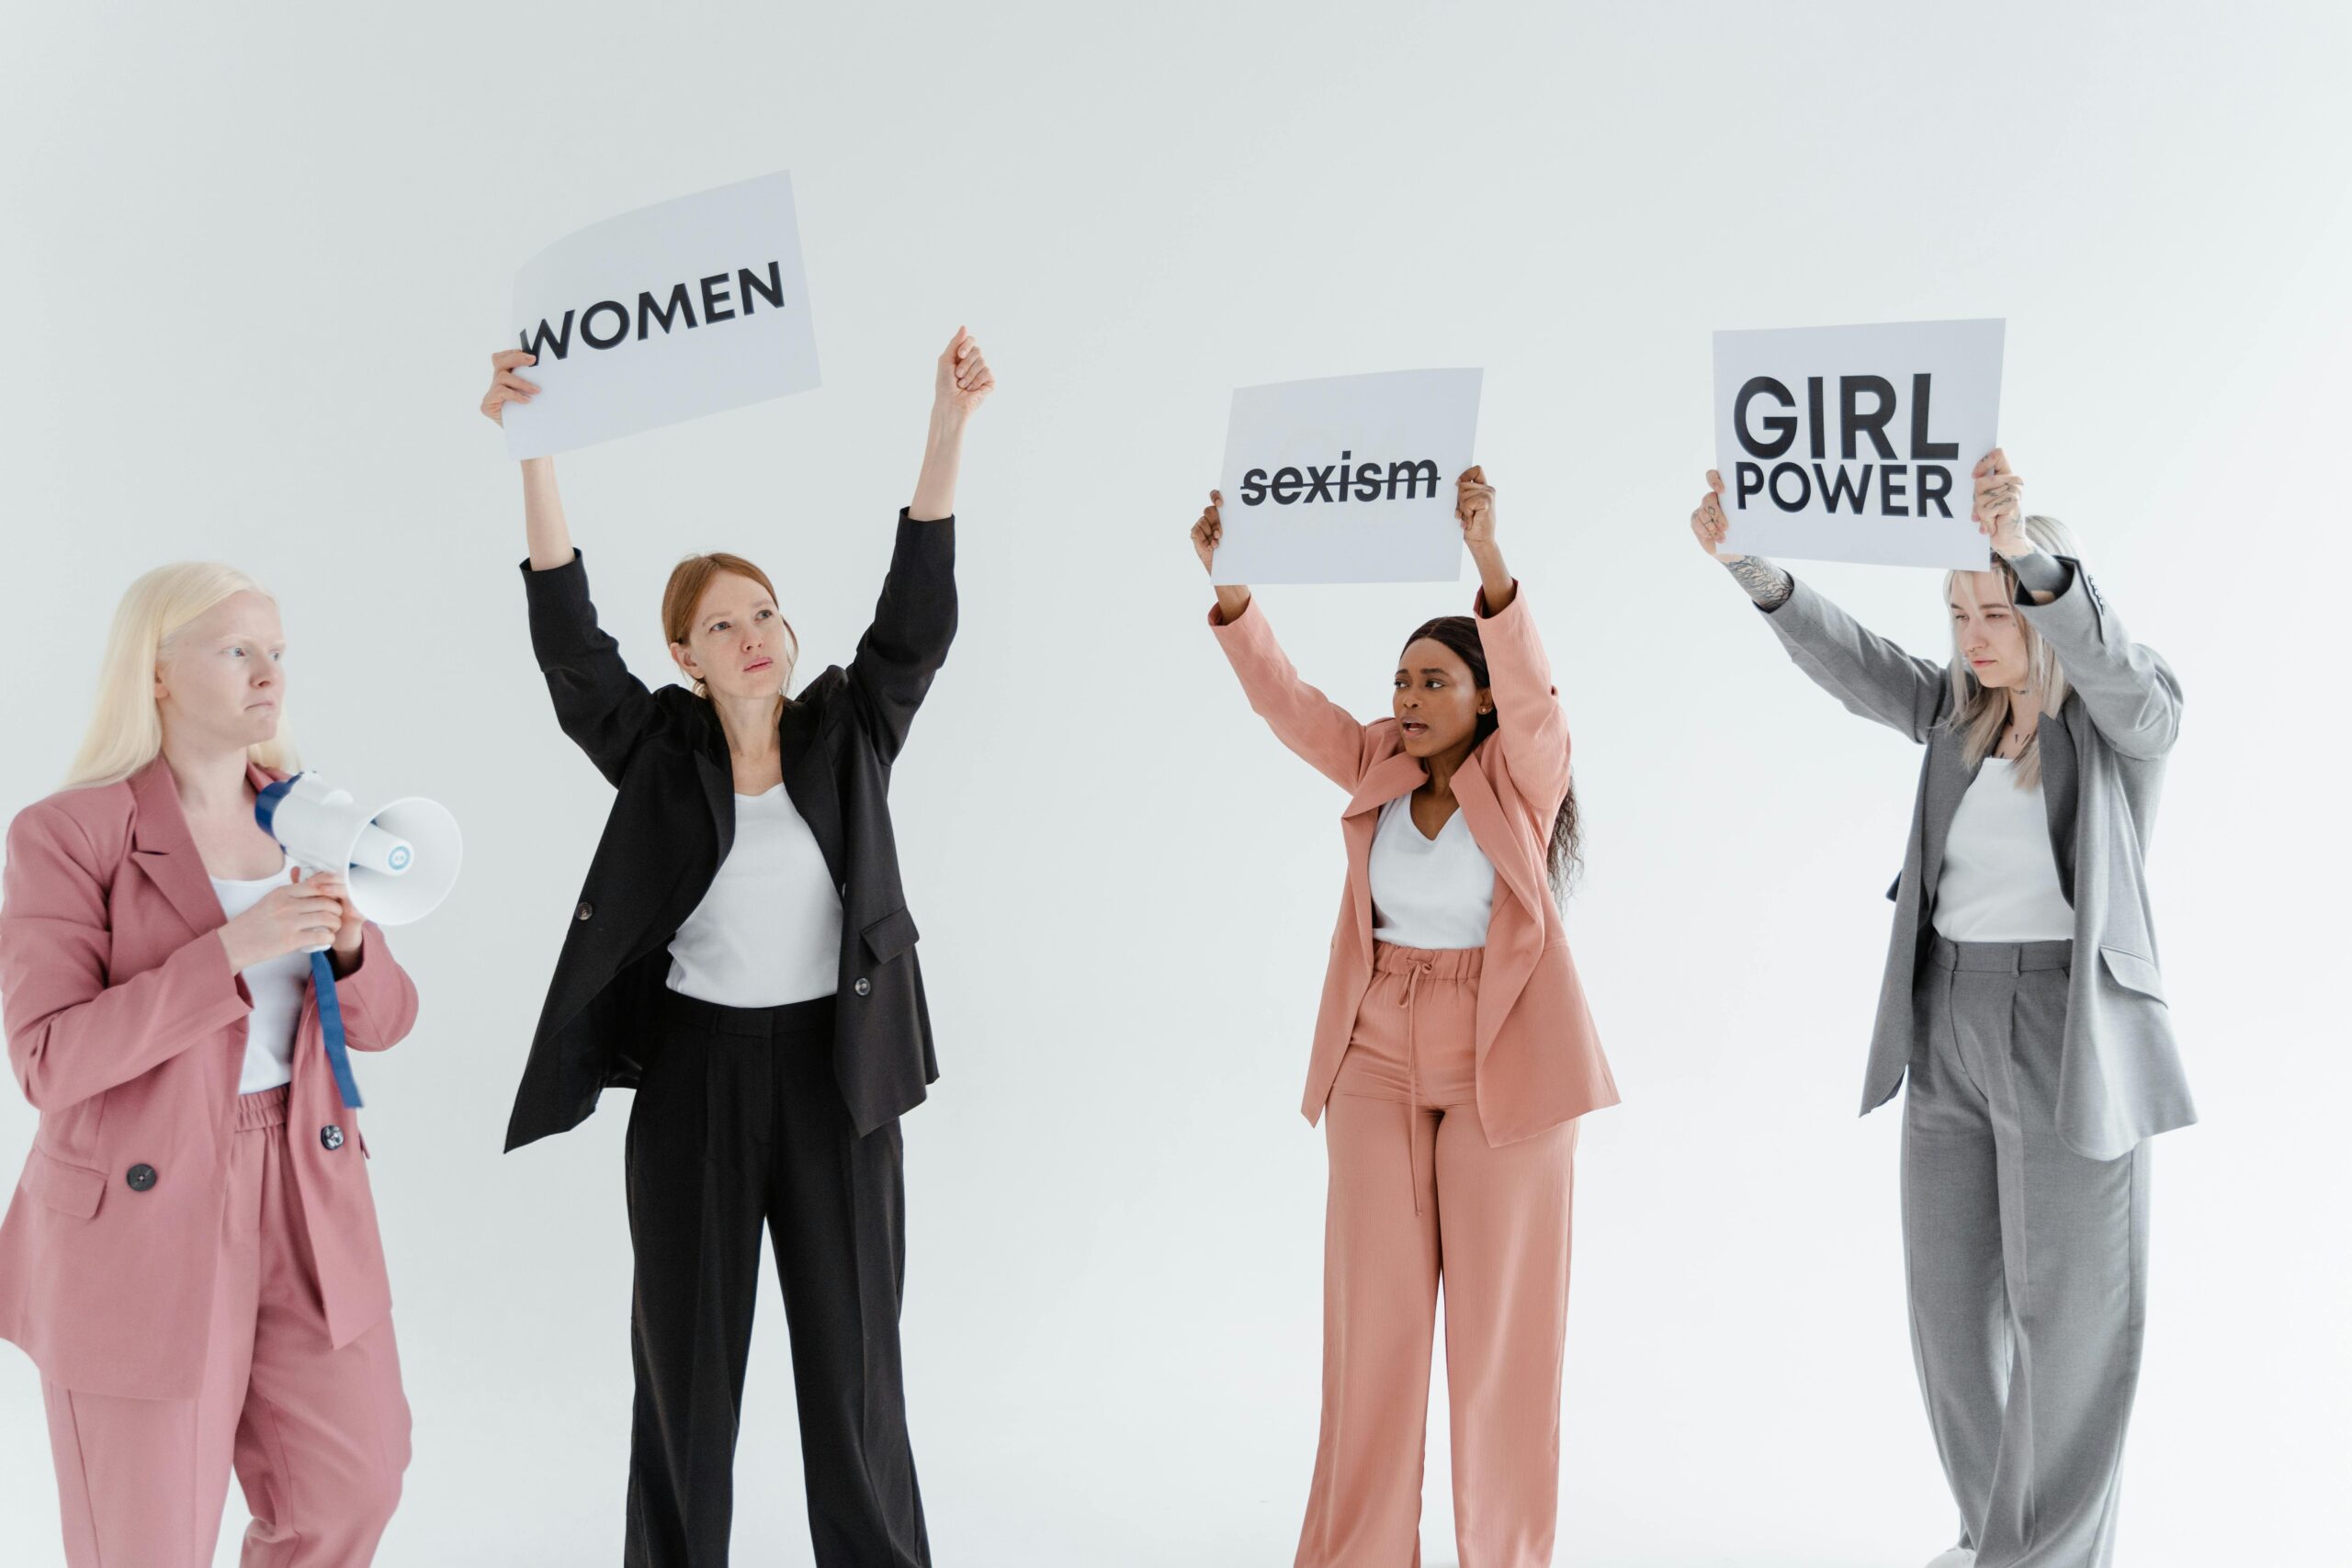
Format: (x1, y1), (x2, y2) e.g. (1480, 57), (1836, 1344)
(254, 773), (463, 932)
(253, 773), (461, 1112)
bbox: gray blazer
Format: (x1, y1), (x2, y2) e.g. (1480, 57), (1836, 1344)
(1760, 558), (2193, 1159)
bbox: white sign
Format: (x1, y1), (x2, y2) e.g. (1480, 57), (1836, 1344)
(503, 171), (820, 459)
(1213, 368), (1483, 585)
(1712, 319), (2003, 570)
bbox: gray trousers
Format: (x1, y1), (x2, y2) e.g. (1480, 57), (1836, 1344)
(1903, 938), (2151, 1568)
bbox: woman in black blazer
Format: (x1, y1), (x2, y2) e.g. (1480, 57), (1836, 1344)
(479, 328), (992, 1568)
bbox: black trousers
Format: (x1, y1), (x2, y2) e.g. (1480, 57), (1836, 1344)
(623, 990), (929, 1567)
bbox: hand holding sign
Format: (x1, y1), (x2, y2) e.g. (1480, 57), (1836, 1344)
(481, 350), (540, 427)
(1973, 448), (2031, 557)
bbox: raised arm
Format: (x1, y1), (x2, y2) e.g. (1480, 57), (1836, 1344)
(1, 804), (253, 1111)
(1193, 490), (1382, 790)
(844, 329), (991, 763)
(1459, 468), (1571, 807)
(1690, 468), (1946, 743)
(1974, 450), (2180, 758)
(482, 352), (661, 786)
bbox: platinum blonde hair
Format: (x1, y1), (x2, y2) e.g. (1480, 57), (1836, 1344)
(1942, 513), (2076, 788)
(64, 562), (299, 789)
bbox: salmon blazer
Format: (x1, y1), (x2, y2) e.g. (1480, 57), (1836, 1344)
(1213, 584), (1618, 1145)
(0, 758), (417, 1399)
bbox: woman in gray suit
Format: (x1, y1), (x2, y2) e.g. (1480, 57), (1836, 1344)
(1690, 449), (2188, 1568)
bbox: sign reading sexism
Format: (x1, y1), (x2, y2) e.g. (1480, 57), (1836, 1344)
(1712, 318), (2004, 570)
(1213, 368), (1483, 584)
(502, 171), (820, 459)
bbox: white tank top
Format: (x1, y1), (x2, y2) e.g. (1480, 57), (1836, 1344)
(666, 784), (843, 1007)
(209, 863), (305, 1094)
(1369, 795), (1496, 950)
(1932, 758), (2075, 942)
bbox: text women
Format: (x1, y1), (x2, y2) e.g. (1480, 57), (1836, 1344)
(517, 261), (788, 361)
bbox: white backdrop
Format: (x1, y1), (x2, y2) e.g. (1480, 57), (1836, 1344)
(1, 4), (2345, 1564)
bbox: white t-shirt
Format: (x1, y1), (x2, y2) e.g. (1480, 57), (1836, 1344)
(1932, 757), (2075, 942)
(1368, 795), (1496, 951)
(666, 784), (843, 1008)
(210, 863), (306, 1095)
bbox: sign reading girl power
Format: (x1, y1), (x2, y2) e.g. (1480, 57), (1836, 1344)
(1712, 318), (2004, 570)
(1214, 368), (1483, 584)
(502, 171), (820, 459)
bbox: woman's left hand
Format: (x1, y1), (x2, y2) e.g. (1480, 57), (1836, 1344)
(303, 869), (367, 964)
(1973, 448), (2031, 558)
(1456, 465), (1497, 547)
(934, 327), (994, 418)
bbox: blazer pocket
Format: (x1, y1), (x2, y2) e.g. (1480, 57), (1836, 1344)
(860, 907), (921, 964)
(24, 1151), (106, 1219)
(2098, 944), (2167, 1005)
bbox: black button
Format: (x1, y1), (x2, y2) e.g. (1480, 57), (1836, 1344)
(575, 901), (594, 921)
(321, 1124), (345, 1152)
(853, 976), (871, 998)
(125, 1164), (157, 1192)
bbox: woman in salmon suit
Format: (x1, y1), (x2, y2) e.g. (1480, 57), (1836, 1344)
(0, 563), (418, 1567)
(1193, 467), (1617, 1568)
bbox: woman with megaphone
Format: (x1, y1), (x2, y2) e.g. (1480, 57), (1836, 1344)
(0, 565), (420, 1567)
(481, 326), (990, 1568)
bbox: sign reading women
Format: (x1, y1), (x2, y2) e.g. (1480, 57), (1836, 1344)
(503, 171), (821, 459)
(1712, 319), (2004, 570)
(1214, 368), (1483, 584)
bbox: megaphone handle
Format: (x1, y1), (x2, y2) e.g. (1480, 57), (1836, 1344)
(310, 951), (366, 1111)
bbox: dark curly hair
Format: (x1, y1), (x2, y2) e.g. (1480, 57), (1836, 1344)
(1403, 615), (1581, 897)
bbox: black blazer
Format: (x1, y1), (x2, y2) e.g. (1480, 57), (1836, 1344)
(503, 510), (956, 1151)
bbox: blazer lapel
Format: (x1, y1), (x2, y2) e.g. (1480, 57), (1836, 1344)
(1917, 725), (1979, 905)
(778, 695), (846, 891)
(1339, 749), (1423, 966)
(1452, 751), (1544, 927)
(687, 705), (737, 868)
(2039, 704), (2082, 905)
(127, 758), (234, 940)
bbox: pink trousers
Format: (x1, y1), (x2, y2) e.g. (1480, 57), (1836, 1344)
(1295, 943), (1579, 1568)
(40, 1086), (410, 1568)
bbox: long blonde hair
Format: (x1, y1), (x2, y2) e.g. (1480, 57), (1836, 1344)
(1942, 513), (2077, 788)
(64, 562), (299, 788)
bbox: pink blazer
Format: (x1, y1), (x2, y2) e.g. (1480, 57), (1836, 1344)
(1212, 583), (1618, 1145)
(0, 757), (417, 1398)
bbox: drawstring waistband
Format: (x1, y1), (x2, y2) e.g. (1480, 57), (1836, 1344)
(235, 1083), (291, 1132)
(1374, 942), (1481, 1216)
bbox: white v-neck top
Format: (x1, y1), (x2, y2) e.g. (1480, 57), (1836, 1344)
(667, 784), (843, 1007)
(209, 862), (305, 1094)
(1933, 758), (2075, 942)
(1368, 795), (1496, 951)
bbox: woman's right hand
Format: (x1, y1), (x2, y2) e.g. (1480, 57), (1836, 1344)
(1690, 469), (1745, 561)
(480, 350), (540, 426)
(218, 872), (346, 972)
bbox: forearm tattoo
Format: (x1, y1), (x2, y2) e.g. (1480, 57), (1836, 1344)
(1723, 554), (1794, 608)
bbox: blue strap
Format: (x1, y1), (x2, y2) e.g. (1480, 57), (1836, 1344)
(311, 949), (365, 1110)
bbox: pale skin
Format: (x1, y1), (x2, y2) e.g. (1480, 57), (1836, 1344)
(1194, 466), (1511, 839)
(153, 592), (365, 975)
(480, 328), (994, 792)
(1690, 446), (2053, 761)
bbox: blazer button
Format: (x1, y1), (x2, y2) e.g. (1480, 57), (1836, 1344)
(321, 1124), (345, 1151)
(576, 901), (594, 921)
(125, 1164), (157, 1192)
(853, 976), (871, 998)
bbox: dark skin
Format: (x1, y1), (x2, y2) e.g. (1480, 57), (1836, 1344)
(1193, 466), (1510, 840)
